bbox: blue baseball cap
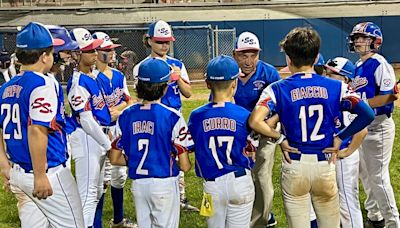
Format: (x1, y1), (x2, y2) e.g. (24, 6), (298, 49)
(146, 20), (175, 42)
(46, 25), (79, 52)
(325, 57), (356, 80)
(206, 55), (240, 81)
(314, 53), (325, 66)
(138, 57), (172, 83)
(16, 22), (64, 50)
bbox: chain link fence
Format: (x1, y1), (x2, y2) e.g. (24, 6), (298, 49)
(0, 25), (235, 83)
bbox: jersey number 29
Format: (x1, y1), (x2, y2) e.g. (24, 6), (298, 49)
(1, 104), (22, 140)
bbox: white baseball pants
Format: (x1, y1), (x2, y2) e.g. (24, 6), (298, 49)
(131, 176), (180, 228)
(204, 170), (255, 228)
(336, 150), (363, 227)
(70, 128), (106, 227)
(359, 115), (400, 228)
(9, 163), (84, 228)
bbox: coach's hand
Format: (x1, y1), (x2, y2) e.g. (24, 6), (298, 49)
(33, 174), (53, 200)
(280, 140), (299, 164)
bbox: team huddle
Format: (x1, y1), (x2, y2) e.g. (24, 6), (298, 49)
(0, 18), (398, 228)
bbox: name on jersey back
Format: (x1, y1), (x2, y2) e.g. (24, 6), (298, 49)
(133, 121), (154, 135)
(291, 86), (328, 102)
(2, 85), (22, 99)
(203, 117), (236, 132)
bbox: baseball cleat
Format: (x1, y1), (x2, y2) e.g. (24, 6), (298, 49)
(109, 218), (138, 228)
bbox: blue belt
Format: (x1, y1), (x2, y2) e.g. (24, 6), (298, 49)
(289, 153), (329, 162)
(204, 168), (247, 182)
(12, 162), (67, 173)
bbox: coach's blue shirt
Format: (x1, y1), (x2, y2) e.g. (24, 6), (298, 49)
(188, 102), (254, 180)
(234, 60), (280, 112)
(0, 71), (68, 171)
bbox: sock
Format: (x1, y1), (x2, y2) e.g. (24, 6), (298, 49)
(93, 193), (105, 228)
(111, 186), (124, 224)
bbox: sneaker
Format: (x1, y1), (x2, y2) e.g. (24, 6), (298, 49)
(266, 213), (277, 227)
(109, 218), (138, 228)
(364, 218), (385, 228)
(180, 198), (200, 212)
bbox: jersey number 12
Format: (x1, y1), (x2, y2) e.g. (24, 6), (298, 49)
(299, 104), (325, 142)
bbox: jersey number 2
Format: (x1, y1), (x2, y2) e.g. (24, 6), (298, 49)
(137, 139), (149, 175)
(299, 105), (325, 142)
(1, 104), (22, 140)
(208, 136), (234, 169)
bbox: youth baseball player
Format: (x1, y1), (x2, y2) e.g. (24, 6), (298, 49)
(67, 27), (112, 227)
(325, 57), (368, 227)
(133, 19), (197, 212)
(0, 22), (84, 228)
(188, 55), (255, 228)
(347, 22), (399, 228)
(231, 31), (280, 228)
(108, 57), (192, 228)
(249, 27), (375, 228)
(91, 31), (135, 228)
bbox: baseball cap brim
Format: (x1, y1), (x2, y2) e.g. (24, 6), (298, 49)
(98, 44), (121, 50)
(151, 36), (176, 42)
(235, 47), (261, 52)
(80, 39), (103, 51)
(53, 38), (65, 47)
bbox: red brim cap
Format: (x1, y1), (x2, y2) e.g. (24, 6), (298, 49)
(81, 39), (103, 51)
(151, 36), (176, 42)
(235, 47), (261, 52)
(98, 44), (121, 50)
(53, 38), (65, 47)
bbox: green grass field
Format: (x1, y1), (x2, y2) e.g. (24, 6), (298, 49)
(0, 86), (399, 228)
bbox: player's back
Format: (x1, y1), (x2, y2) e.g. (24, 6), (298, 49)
(118, 103), (184, 179)
(0, 71), (67, 170)
(270, 73), (344, 154)
(188, 102), (254, 180)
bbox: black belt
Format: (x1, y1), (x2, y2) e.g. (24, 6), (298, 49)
(289, 152), (329, 162)
(204, 169), (247, 182)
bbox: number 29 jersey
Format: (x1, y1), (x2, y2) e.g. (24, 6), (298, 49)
(114, 102), (193, 179)
(188, 102), (254, 180)
(258, 73), (358, 154)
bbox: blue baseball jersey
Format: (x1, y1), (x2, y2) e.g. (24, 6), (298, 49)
(134, 56), (190, 110)
(0, 71), (68, 171)
(188, 102), (254, 180)
(258, 73), (359, 154)
(234, 60), (280, 112)
(94, 68), (131, 125)
(67, 71), (112, 127)
(351, 54), (396, 116)
(114, 103), (193, 179)
(335, 111), (357, 150)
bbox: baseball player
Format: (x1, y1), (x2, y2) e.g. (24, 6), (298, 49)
(67, 28), (112, 227)
(133, 19), (197, 212)
(108, 57), (192, 228)
(230, 31), (280, 228)
(0, 49), (12, 85)
(0, 22), (84, 228)
(249, 27), (375, 228)
(188, 55), (255, 228)
(91, 31), (135, 228)
(325, 57), (368, 227)
(347, 22), (399, 228)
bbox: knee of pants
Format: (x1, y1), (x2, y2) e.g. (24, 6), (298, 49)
(111, 166), (127, 188)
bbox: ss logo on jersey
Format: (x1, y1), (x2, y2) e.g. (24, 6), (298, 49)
(178, 127), (191, 141)
(31, 97), (52, 114)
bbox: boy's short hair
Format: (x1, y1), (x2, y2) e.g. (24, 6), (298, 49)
(208, 80), (235, 92)
(280, 27), (320, 68)
(136, 80), (168, 101)
(15, 47), (53, 65)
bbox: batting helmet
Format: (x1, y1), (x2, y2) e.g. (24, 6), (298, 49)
(46, 25), (79, 53)
(347, 22), (383, 52)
